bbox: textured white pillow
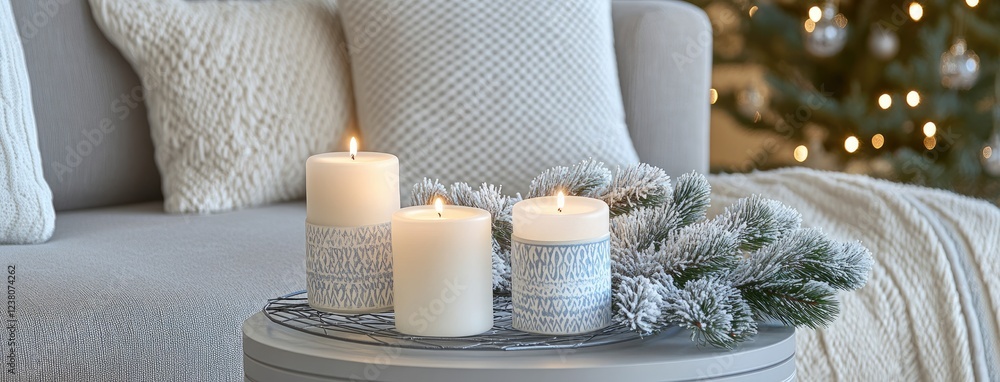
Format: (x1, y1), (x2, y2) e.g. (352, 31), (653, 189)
(0, 0), (55, 244)
(91, 0), (354, 213)
(339, 0), (639, 200)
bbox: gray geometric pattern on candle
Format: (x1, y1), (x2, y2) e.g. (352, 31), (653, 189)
(338, 0), (639, 202)
(511, 235), (612, 335)
(306, 221), (393, 313)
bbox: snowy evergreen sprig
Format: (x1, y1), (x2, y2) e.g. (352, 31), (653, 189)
(662, 278), (757, 348)
(409, 178), (449, 207)
(410, 161), (873, 348)
(527, 159), (612, 198)
(601, 163), (672, 217)
(716, 195), (802, 251)
(671, 171), (712, 226)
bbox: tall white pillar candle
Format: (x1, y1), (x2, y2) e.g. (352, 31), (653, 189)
(304, 138), (400, 313)
(391, 201), (493, 337)
(510, 193), (612, 335)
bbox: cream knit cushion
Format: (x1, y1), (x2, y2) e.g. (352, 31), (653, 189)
(339, 0), (639, 199)
(0, 0), (55, 244)
(91, 0), (353, 213)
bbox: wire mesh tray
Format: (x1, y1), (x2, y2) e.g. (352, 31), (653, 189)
(264, 290), (653, 351)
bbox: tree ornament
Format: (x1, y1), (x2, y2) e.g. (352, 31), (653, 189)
(736, 85), (766, 119)
(867, 25), (899, 60)
(804, 1), (848, 58)
(940, 38), (980, 90)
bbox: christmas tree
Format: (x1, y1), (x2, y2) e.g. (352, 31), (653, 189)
(692, 0), (1000, 203)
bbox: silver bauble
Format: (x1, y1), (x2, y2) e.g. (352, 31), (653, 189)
(940, 38), (980, 90)
(804, 2), (847, 58)
(736, 86), (766, 119)
(868, 26), (899, 60)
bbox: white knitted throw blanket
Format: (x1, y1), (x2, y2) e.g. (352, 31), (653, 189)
(709, 168), (1000, 381)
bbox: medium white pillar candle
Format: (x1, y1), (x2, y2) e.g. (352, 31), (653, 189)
(391, 201), (493, 337)
(512, 193), (609, 242)
(511, 192), (611, 335)
(305, 142), (400, 227)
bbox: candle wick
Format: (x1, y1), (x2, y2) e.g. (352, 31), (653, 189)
(437, 212), (442, 218)
(351, 154), (355, 160)
(558, 208), (562, 213)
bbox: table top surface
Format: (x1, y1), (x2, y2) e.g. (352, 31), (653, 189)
(243, 312), (796, 381)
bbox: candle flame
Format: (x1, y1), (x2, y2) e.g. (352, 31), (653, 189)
(349, 137), (358, 160)
(556, 191), (565, 213)
(434, 198), (444, 218)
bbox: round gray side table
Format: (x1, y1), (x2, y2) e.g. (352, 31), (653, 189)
(242, 312), (795, 382)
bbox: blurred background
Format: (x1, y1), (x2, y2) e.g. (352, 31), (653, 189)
(686, 0), (1000, 204)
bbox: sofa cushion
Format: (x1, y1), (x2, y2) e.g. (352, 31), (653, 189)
(339, 0), (640, 200)
(90, 0), (355, 213)
(2, 201), (307, 380)
(10, 0), (162, 211)
(0, 0), (55, 244)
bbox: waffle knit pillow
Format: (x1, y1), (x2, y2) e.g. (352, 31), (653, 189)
(91, 0), (354, 213)
(0, 0), (55, 244)
(339, 0), (639, 200)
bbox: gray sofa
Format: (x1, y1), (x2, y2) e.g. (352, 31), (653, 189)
(3, 1), (711, 380)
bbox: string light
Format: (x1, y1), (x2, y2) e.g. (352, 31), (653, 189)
(909, 2), (923, 21)
(845, 136), (860, 153)
(985, 146), (993, 159)
(967, 0), (979, 7)
(709, 88), (718, 105)
(923, 122), (937, 137)
(808, 6), (822, 22)
(749, 5), (759, 17)
(804, 19), (816, 33)
(924, 136), (937, 150)
(872, 134), (885, 149)
(906, 91), (921, 107)
(878, 94), (892, 109)
(794, 145), (809, 162)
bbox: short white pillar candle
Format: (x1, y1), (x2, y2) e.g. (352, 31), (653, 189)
(391, 200), (494, 337)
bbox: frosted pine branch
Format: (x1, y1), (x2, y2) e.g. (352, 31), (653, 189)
(612, 245), (665, 285)
(410, 178), (449, 206)
(528, 159), (612, 198)
(672, 172), (711, 226)
(610, 206), (682, 255)
(739, 281), (840, 328)
(715, 195), (802, 251)
(656, 222), (741, 285)
(601, 164), (672, 217)
(828, 241), (874, 291)
(491, 239), (512, 292)
(448, 182), (477, 207)
(614, 275), (671, 333)
(724, 229), (816, 288)
(662, 278), (757, 348)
